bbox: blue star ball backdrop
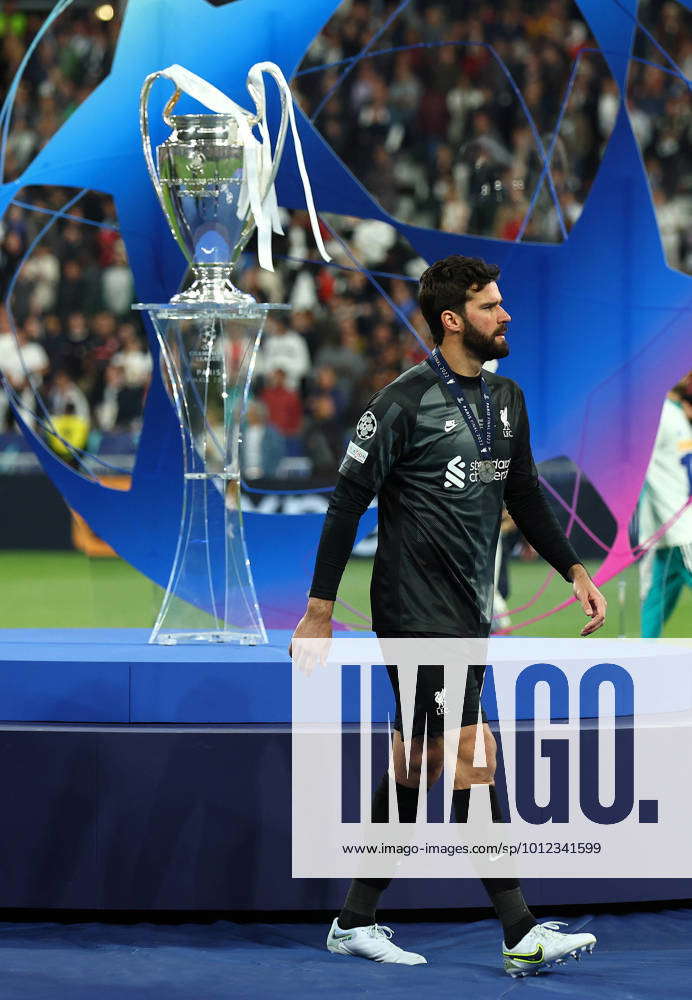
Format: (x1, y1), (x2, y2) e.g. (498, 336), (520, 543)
(0, 0), (691, 626)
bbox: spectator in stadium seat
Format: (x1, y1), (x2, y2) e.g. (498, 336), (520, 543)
(240, 399), (286, 480)
(303, 392), (347, 475)
(44, 400), (90, 468)
(96, 196), (120, 268)
(261, 368), (303, 438)
(259, 314), (311, 392)
(107, 323), (151, 428)
(58, 218), (90, 265)
(95, 362), (122, 431)
(389, 52), (422, 131)
(22, 243), (60, 314)
(100, 238), (134, 318)
(110, 322), (150, 383)
(40, 312), (70, 372)
(315, 320), (368, 399)
(367, 321), (397, 362)
(362, 146), (398, 216)
(390, 279), (418, 322)
(0, 316), (49, 429)
(291, 308), (329, 361)
(651, 187), (685, 270)
(63, 310), (93, 380)
(86, 310), (120, 405)
(306, 365), (346, 421)
(56, 258), (87, 320)
(47, 368), (89, 422)
(0, 229), (25, 300)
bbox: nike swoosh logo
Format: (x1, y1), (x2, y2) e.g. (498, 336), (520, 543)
(503, 945), (544, 963)
(444, 422), (457, 432)
(332, 929), (353, 940)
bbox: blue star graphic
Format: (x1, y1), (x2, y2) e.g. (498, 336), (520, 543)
(1, 0), (691, 618)
(0, 0), (356, 623)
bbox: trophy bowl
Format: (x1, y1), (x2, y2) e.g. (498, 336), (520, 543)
(140, 67), (290, 307)
(158, 113), (254, 305)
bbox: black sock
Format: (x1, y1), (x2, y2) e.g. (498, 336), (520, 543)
(339, 773), (421, 930)
(450, 785), (504, 823)
(370, 771), (422, 824)
(452, 786), (537, 948)
(483, 884), (537, 948)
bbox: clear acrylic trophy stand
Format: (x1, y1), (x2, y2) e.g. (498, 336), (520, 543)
(134, 299), (285, 645)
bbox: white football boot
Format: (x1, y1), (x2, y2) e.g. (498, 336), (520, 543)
(503, 920), (596, 977)
(326, 918), (427, 965)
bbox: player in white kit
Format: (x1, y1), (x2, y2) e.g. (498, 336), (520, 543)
(639, 375), (692, 637)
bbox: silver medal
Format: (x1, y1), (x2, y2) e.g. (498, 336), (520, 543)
(478, 460), (496, 483)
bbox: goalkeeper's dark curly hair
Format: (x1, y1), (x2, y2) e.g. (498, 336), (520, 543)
(418, 255), (500, 345)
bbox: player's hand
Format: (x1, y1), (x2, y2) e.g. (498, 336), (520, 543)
(570, 565), (607, 636)
(290, 599), (333, 674)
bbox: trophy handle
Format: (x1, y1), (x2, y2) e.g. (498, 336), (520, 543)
(140, 72), (191, 265)
(140, 71), (169, 209)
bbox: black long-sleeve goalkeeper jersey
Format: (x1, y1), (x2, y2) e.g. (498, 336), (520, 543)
(310, 361), (580, 637)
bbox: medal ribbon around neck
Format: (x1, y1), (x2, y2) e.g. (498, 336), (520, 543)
(426, 347), (495, 466)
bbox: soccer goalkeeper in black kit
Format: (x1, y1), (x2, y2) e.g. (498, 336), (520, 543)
(291, 256), (606, 976)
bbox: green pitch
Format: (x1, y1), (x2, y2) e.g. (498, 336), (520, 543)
(0, 550), (690, 638)
(339, 556), (692, 638)
(0, 551), (164, 629)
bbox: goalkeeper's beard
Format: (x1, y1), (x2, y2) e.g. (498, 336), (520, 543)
(462, 316), (510, 363)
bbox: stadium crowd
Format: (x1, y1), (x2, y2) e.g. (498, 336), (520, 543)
(0, 0), (689, 479)
(294, 0), (691, 253)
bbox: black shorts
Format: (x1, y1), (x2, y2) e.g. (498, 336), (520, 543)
(377, 632), (488, 739)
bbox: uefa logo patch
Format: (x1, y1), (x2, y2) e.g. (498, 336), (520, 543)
(356, 411), (377, 440)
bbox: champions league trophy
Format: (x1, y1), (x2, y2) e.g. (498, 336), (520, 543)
(135, 63), (329, 644)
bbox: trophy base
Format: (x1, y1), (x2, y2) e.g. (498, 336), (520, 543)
(172, 272), (254, 307)
(135, 303), (275, 647)
(133, 273), (292, 318)
(133, 301), (290, 319)
(152, 630), (262, 646)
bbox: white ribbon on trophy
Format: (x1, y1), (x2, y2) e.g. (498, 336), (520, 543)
(146, 61), (330, 272)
